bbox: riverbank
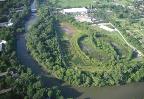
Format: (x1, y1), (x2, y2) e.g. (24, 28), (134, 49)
(16, 0), (144, 99)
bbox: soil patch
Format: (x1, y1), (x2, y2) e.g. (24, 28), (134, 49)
(60, 22), (77, 36)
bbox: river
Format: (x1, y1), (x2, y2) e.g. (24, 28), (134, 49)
(16, 0), (144, 99)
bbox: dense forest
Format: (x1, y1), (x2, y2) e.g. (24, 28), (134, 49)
(0, 0), (63, 98)
(26, 0), (144, 87)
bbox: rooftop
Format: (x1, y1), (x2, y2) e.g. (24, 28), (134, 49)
(0, 19), (13, 27)
(61, 7), (88, 14)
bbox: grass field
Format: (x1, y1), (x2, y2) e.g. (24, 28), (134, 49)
(59, 21), (133, 72)
(49, 0), (133, 8)
(50, 0), (93, 8)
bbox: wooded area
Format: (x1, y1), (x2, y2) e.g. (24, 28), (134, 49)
(26, 0), (144, 87)
(0, 0), (64, 98)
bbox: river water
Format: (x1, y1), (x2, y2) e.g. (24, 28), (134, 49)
(16, 0), (144, 99)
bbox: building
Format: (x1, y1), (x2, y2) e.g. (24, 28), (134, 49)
(0, 19), (13, 27)
(31, 8), (37, 13)
(0, 40), (7, 52)
(7, 19), (13, 26)
(61, 7), (88, 14)
(15, 7), (24, 12)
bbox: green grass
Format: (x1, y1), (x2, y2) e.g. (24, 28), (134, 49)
(60, 22), (134, 72)
(50, 0), (133, 8)
(79, 35), (113, 62)
(115, 17), (144, 54)
(50, 0), (93, 8)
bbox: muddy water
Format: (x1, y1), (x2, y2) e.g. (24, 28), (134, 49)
(16, 0), (144, 99)
(76, 83), (144, 99)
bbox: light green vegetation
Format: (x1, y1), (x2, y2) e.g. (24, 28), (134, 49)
(50, 0), (93, 8)
(115, 18), (144, 54)
(49, 0), (133, 8)
(59, 20), (132, 73)
(26, 0), (144, 87)
(115, 0), (133, 5)
(94, 0), (144, 56)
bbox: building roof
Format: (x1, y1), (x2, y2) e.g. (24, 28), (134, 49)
(61, 7), (88, 14)
(0, 19), (13, 27)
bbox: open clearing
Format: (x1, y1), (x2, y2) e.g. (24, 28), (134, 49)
(50, 0), (93, 8)
(59, 22), (133, 72)
(60, 22), (76, 36)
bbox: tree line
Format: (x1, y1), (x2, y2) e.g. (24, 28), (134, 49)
(26, 0), (144, 87)
(0, 0), (64, 98)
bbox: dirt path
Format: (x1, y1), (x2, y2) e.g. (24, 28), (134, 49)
(110, 23), (144, 57)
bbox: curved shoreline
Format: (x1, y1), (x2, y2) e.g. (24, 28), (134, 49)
(16, 1), (144, 99)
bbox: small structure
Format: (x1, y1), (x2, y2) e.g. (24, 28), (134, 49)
(61, 7), (88, 14)
(0, 19), (13, 27)
(7, 19), (13, 26)
(31, 8), (37, 13)
(92, 19), (105, 24)
(0, 40), (7, 52)
(15, 7), (24, 12)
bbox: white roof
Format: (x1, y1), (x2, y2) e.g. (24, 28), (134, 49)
(0, 40), (7, 44)
(62, 8), (88, 13)
(7, 22), (13, 26)
(7, 19), (13, 26)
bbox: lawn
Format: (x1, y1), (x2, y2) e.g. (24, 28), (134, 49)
(50, 0), (93, 8)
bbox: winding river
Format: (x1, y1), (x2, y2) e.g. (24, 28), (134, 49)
(16, 0), (144, 99)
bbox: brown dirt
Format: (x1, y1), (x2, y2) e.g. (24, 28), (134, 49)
(60, 22), (77, 36)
